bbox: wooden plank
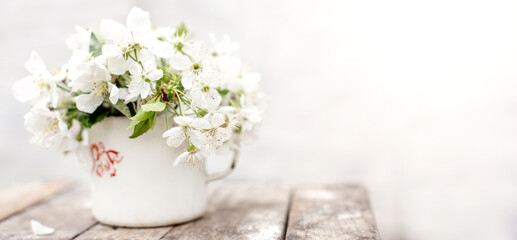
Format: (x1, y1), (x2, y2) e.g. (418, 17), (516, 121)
(0, 181), (69, 221)
(285, 184), (380, 240)
(161, 183), (290, 240)
(0, 184), (96, 240)
(75, 224), (171, 240)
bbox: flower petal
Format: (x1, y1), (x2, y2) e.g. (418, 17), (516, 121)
(100, 19), (131, 43)
(198, 69), (221, 88)
(25, 52), (50, 79)
(124, 92), (140, 103)
(55, 112), (68, 135)
(147, 68), (163, 81)
(181, 72), (195, 89)
(71, 74), (94, 92)
(49, 79), (59, 108)
(101, 44), (122, 57)
(206, 88), (222, 111)
(126, 7), (151, 33)
(189, 129), (206, 149)
(108, 83), (119, 104)
(191, 118), (211, 130)
(128, 80), (151, 99)
(162, 127), (186, 147)
(184, 41), (208, 61)
(75, 93), (104, 113)
(66, 25), (91, 52)
(30, 220), (54, 236)
(174, 116), (193, 126)
(107, 55), (128, 75)
(209, 113), (225, 127)
(12, 76), (39, 102)
(169, 54), (191, 70)
(242, 73), (261, 93)
(216, 127), (232, 142)
(126, 60), (142, 76)
(138, 49), (156, 66)
(149, 40), (174, 58)
(174, 151), (190, 166)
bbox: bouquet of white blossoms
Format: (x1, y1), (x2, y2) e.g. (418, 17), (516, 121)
(13, 7), (264, 165)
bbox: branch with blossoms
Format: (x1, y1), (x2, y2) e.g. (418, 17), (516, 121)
(13, 7), (265, 165)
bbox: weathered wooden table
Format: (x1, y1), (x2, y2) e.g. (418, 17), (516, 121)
(0, 181), (380, 239)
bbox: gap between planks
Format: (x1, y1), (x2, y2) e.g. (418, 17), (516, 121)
(0, 182), (290, 240)
(71, 183), (291, 240)
(285, 184), (381, 240)
(160, 183), (290, 240)
(0, 184), (95, 240)
(0, 182), (381, 240)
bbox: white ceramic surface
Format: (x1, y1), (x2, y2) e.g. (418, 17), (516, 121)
(87, 116), (230, 227)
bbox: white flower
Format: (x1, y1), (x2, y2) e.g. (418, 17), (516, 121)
(24, 107), (80, 151)
(170, 32), (188, 47)
(66, 26), (92, 80)
(188, 71), (222, 110)
(58, 120), (82, 151)
(125, 49), (163, 101)
(218, 106), (240, 131)
(239, 96), (263, 132)
(223, 70), (261, 94)
(15, 7), (265, 162)
(153, 26), (175, 42)
(66, 26), (91, 53)
(13, 52), (59, 108)
(71, 61), (112, 113)
(209, 34), (240, 56)
(241, 73), (261, 94)
(174, 150), (209, 166)
(108, 82), (126, 104)
(215, 134), (240, 155)
(153, 26), (187, 46)
(162, 116), (210, 148)
(210, 55), (242, 92)
(99, 44), (129, 75)
(100, 7), (173, 75)
(203, 113), (232, 150)
(169, 41), (214, 89)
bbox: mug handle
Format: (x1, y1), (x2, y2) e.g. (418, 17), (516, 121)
(206, 147), (239, 182)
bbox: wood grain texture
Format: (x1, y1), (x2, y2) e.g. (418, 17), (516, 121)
(162, 183), (290, 240)
(285, 184), (380, 240)
(0, 181), (69, 221)
(75, 223), (171, 240)
(0, 184), (96, 240)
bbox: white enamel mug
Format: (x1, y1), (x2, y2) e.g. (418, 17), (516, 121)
(86, 116), (237, 227)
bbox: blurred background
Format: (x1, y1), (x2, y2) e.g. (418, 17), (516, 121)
(2, 0), (517, 239)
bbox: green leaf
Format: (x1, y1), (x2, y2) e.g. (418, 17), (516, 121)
(218, 89), (230, 96)
(126, 112), (150, 130)
(111, 100), (131, 118)
(149, 112), (157, 130)
(141, 101), (166, 112)
(77, 107), (109, 128)
(112, 102), (131, 117)
(126, 119), (140, 130)
(126, 100), (163, 134)
(129, 119), (151, 138)
(126, 108), (158, 130)
(130, 110), (155, 122)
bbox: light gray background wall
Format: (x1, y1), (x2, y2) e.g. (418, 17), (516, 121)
(2, 0), (517, 239)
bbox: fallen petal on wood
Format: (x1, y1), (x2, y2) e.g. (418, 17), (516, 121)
(30, 219), (55, 235)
